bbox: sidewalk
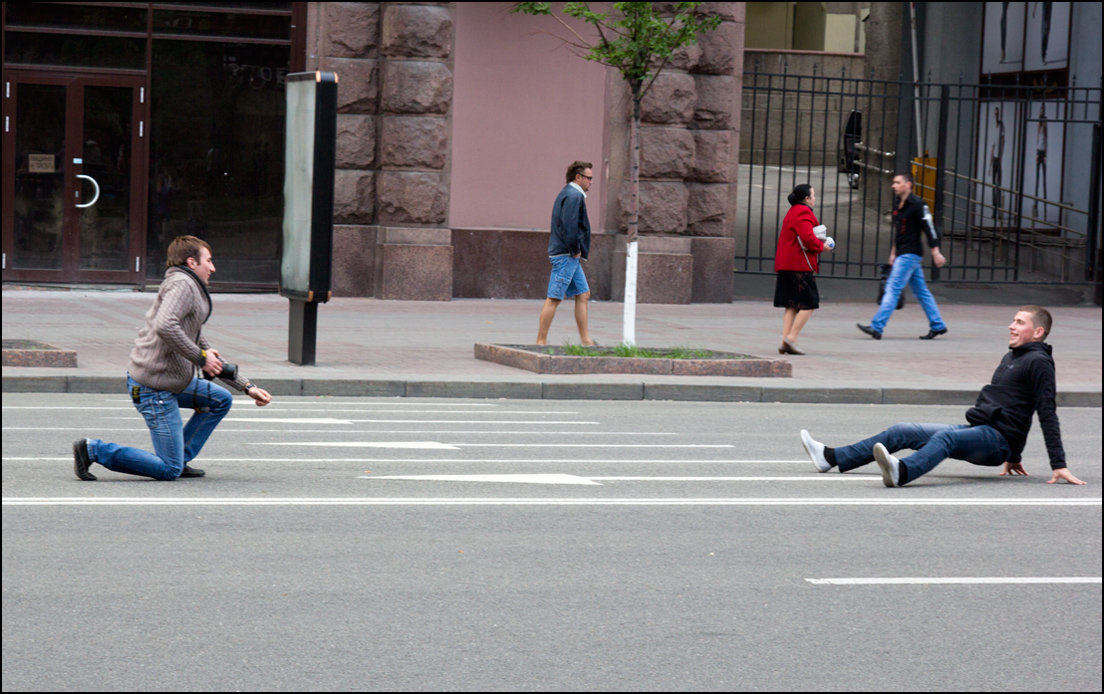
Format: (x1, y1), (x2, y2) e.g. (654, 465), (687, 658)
(2, 287), (1101, 406)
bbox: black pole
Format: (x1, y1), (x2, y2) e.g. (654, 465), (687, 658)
(1088, 123), (1101, 303)
(932, 85), (950, 282)
(288, 299), (319, 366)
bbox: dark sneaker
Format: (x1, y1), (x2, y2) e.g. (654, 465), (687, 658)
(919, 328), (948, 340)
(73, 439), (97, 481)
(873, 443), (901, 487)
(180, 465), (206, 478)
(857, 323), (882, 340)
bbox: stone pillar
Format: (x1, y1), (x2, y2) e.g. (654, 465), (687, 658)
(309, 2), (455, 300)
(610, 3), (743, 303)
(376, 3), (455, 300)
(309, 3), (380, 297)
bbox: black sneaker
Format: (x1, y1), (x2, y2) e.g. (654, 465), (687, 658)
(857, 323), (882, 340)
(180, 465), (206, 478)
(73, 439), (97, 481)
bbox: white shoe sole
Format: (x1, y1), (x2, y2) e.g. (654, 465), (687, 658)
(800, 429), (830, 473)
(873, 443), (898, 487)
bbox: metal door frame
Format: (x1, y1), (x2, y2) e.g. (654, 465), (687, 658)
(2, 69), (148, 283)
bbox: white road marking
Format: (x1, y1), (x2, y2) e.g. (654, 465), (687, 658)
(4, 498), (1100, 507)
(3, 457), (807, 464)
(359, 474), (870, 484)
(253, 442), (733, 449)
(3, 428), (677, 436)
(806, 577), (1102, 585)
(365, 474), (603, 485)
(99, 418), (600, 425)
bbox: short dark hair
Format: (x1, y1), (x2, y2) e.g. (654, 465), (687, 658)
(566, 161), (593, 184)
(787, 184), (813, 206)
(166, 235), (211, 269)
(895, 172), (914, 184)
(1018, 305), (1053, 340)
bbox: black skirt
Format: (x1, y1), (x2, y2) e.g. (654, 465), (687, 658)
(773, 270), (820, 310)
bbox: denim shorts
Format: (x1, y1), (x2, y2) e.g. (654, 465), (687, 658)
(547, 254), (589, 300)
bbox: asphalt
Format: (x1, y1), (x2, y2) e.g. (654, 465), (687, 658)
(2, 285), (1101, 406)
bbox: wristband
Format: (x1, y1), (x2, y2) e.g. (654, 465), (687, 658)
(197, 349), (207, 366)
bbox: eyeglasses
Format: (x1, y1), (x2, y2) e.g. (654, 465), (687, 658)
(579, 174), (593, 180)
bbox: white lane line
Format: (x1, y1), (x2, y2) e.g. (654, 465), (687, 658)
(4, 498), (1100, 507)
(807, 577), (1102, 585)
(3, 429), (677, 436)
(366, 474), (603, 485)
(3, 457), (807, 463)
(3, 405), (522, 410)
(253, 442), (733, 448)
(591, 476), (871, 481)
(100, 418), (600, 425)
(359, 475), (871, 484)
(452, 444), (735, 448)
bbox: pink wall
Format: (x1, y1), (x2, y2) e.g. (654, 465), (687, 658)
(450, 3), (610, 231)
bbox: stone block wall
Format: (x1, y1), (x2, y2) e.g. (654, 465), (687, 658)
(609, 3), (745, 303)
(311, 2), (744, 303)
(309, 2), (454, 300)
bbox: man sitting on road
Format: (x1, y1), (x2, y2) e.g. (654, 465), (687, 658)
(801, 305), (1085, 487)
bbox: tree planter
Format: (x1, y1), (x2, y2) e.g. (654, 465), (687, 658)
(2, 340), (77, 368)
(474, 343), (791, 377)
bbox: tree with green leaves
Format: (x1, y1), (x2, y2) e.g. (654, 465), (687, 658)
(513, 2), (721, 345)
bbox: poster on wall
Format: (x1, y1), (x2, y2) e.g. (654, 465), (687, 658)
(974, 101), (1022, 228)
(1020, 100), (1065, 228)
(1023, 2), (1070, 72)
(982, 2), (1025, 75)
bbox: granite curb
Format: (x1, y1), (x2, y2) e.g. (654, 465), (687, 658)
(3, 375), (1099, 407)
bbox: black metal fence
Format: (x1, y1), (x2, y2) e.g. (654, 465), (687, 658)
(738, 65), (1102, 289)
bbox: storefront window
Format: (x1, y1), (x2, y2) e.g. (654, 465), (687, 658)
(146, 40), (290, 285)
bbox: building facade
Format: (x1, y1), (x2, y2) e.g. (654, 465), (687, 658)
(3, 2), (746, 303)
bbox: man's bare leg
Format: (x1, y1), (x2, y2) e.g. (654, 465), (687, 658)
(536, 298), (561, 344)
(574, 292), (595, 345)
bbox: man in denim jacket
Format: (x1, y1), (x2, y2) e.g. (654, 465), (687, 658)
(536, 160), (596, 346)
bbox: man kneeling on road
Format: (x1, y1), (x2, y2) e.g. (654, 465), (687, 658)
(73, 235), (272, 481)
(800, 305), (1085, 487)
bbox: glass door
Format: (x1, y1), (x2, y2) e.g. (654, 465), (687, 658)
(3, 71), (146, 283)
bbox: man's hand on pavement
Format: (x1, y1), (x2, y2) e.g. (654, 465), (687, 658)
(1047, 468), (1086, 485)
(1000, 461), (1029, 476)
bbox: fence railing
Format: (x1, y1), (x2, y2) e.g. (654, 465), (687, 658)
(738, 65), (1102, 287)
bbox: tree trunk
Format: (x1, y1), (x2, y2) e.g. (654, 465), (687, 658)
(622, 83), (642, 345)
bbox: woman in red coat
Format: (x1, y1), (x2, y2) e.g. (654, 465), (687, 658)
(774, 184), (833, 354)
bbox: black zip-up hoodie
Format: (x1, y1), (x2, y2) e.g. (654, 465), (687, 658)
(965, 341), (1065, 468)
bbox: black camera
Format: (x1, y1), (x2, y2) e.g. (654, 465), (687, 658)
(203, 361), (237, 381)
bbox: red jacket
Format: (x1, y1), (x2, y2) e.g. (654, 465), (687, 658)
(774, 203), (825, 273)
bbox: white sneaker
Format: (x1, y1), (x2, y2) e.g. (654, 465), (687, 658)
(800, 429), (831, 473)
(873, 443), (901, 487)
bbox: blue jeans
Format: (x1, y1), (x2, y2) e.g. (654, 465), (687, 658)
(87, 374), (233, 480)
(834, 422), (1011, 484)
(871, 254), (946, 333)
(547, 254), (589, 300)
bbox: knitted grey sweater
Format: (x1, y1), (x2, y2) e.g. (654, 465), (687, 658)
(126, 267), (249, 393)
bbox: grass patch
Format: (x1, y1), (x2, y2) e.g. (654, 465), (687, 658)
(557, 343), (715, 359)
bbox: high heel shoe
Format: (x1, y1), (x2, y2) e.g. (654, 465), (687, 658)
(779, 338), (805, 355)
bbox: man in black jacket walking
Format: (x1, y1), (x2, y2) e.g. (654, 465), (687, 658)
(802, 306), (1085, 486)
(857, 172), (949, 340)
